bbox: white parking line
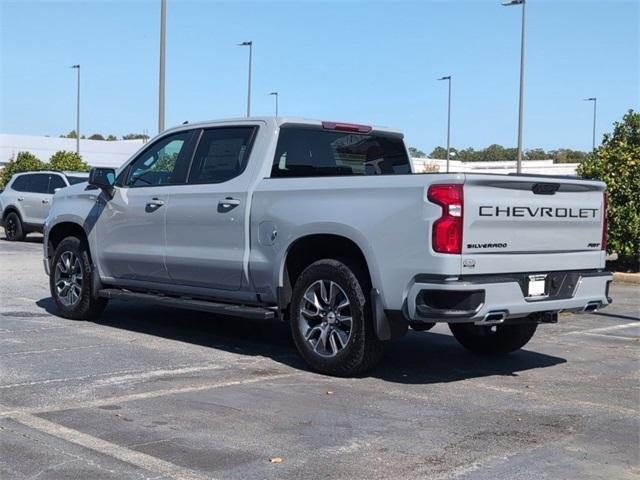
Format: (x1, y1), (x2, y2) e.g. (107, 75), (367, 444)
(563, 322), (638, 336)
(0, 344), (108, 356)
(581, 332), (639, 341)
(11, 413), (213, 480)
(0, 371), (295, 417)
(0, 363), (224, 389)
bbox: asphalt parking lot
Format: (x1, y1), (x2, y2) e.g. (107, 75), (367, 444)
(0, 235), (638, 480)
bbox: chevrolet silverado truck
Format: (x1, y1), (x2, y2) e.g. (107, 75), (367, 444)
(43, 117), (612, 375)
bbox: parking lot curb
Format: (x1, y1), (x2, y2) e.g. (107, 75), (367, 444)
(613, 272), (640, 284)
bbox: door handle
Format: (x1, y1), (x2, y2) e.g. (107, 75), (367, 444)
(218, 197), (241, 209)
(42, 199), (50, 204)
(146, 197), (165, 209)
(17, 197), (24, 201)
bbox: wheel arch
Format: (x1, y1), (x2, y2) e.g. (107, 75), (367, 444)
(279, 233), (375, 313)
(2, 205), (22, 222)
(47, 221), (91, 261)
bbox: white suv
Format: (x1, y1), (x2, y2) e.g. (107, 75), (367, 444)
(0, 171), (88, 241)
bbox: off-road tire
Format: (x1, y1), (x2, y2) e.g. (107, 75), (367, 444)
(449, 322), (537, 355)
(290, 258), (383, 376)
(4, 212), (25, 241)
(50, 236), (107, 320)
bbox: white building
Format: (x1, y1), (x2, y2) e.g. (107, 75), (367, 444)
(413, 158), (579, 176)
(1, 134), (579, 177)
(0, 134), (145, 169)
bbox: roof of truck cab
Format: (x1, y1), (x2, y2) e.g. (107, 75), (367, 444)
(163, 117), (404, 136)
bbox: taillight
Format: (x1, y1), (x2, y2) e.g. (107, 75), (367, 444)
(427, 184), (463, 254)
(602, 192), (608, 251)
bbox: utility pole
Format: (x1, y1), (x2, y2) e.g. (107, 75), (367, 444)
(158, 0), (166, 133)
(238, 41), (253, 117)
(71, 65), (80, 155)
(584, 97), (597, 150)
(503, 0), (526, 174)
(437, 76), (452, 173)
(269, 91), (279, 116)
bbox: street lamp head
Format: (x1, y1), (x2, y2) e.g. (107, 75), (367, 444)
(502, 0), (524, 6)
(437, 76), (451, 81)
(71, 65), (80, 69)
(238, 41), (252, 46)
(268, 91), (278, 96)
(584, 97), (597, 101)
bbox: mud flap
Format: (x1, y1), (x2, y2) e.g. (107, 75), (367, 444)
(371, 288), (408, 340)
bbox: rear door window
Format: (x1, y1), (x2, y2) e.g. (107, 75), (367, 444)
(48, 174), (67, 193)
(271, 126), (411, 178)
(28, 174), (50, 194)
(188, 127), (257, 184)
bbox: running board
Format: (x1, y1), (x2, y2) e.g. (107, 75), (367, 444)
(97, 288), (275, 320)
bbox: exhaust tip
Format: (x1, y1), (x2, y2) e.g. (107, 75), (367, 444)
(583, 301), (602, 313)
(477, 310), (508, 325)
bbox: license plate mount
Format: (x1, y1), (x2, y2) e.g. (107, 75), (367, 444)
(527, 274), (548, 298)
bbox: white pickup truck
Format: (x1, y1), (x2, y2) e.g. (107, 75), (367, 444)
(43, 117), (612, 375)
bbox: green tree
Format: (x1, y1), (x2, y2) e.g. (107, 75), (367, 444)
(106, 134), (117, 141)
(154, 152), (179, 172)
(88, 133), (105, 140)
(455, 147), (476, 161)
(525, 148), (548, 160)
(550, 149), (589, 163)
(0, 152), (46, 187)
(429, 146), (448, 159)
(122, 133), (149, 141)
(408, 147), (426, 158)
(63, 130), (78, 139)
(577, 109), (640, 262)
(48, 151), (90, 172)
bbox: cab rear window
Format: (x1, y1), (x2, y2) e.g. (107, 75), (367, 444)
(271, 126), (411, 178)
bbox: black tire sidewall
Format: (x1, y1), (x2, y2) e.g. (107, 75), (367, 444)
(50, 236), (105, 320)
(290, 259), (370, 376)
(5, 212), (24, 241)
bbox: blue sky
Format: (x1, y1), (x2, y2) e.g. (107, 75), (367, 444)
(1, 0), (638, 153)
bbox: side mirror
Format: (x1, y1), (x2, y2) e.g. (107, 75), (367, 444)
(88, 167), (116, 192)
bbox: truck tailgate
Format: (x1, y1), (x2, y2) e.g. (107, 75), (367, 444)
(462, 175), (607, 275)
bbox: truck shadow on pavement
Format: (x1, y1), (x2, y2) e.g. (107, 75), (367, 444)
(37, 297), (566, 385)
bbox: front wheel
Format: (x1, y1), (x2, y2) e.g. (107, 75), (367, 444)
(449, 322), (537, 355)
(289, 259), (383, 376)
(50, 236), (107, 320)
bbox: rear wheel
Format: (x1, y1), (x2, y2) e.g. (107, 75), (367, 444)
(4, 212), (25, 241)
(449, 322), (537, 355)
(50, 236), (107, 320)
(290, 259), (383, 376)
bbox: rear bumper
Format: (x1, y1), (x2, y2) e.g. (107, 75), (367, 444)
(406, 270), (612, 324)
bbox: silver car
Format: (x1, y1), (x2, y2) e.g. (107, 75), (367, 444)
(0, 170), (88, 241)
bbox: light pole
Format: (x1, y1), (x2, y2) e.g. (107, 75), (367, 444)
(437, 75), (452, 173)
(71, 65), (80, 155)
(269, 91), (278, 116)
(238, 41), (253, 117)
(503, 0), (526, 174)
(584, 97), (597, 150)
(158, 0), (166, 133)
